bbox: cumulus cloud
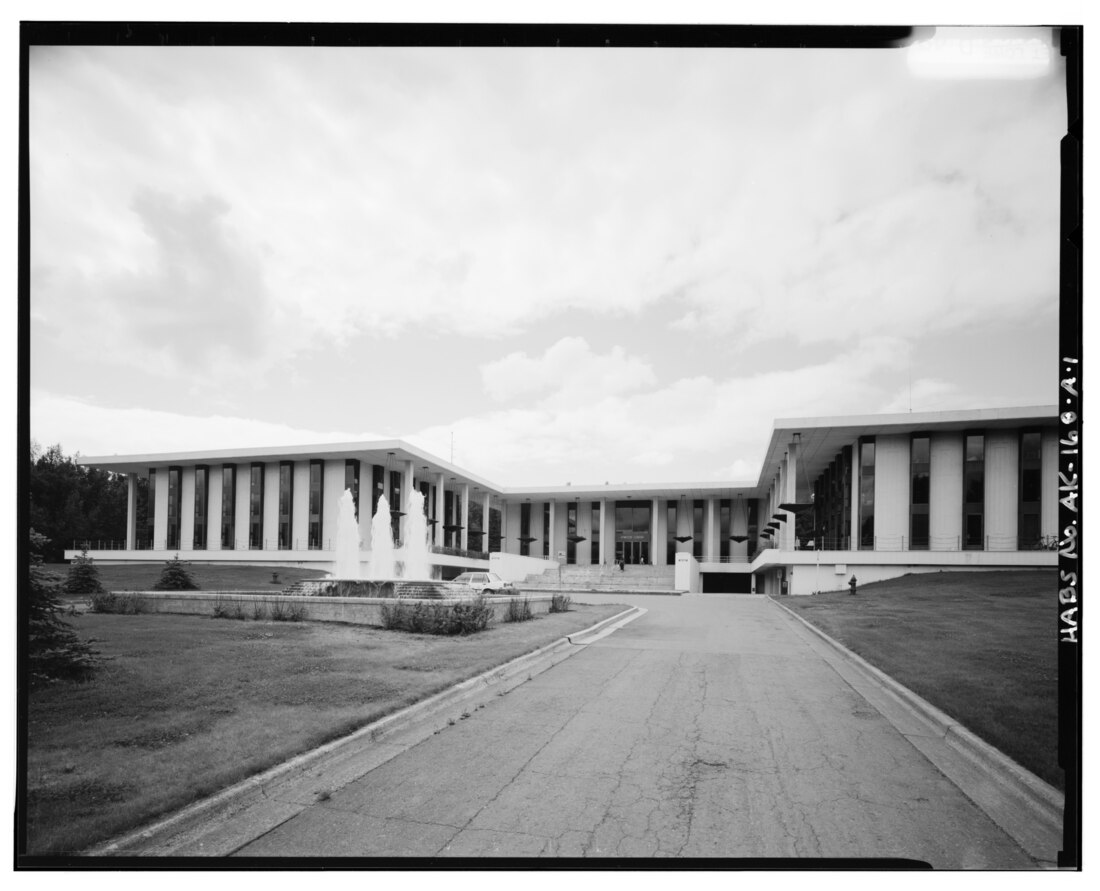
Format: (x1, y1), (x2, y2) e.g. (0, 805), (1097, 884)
(480, 337), (656, 406)
(27, 43), (1063, 488)
(30, 389), (384, 457)
(415, 336), (926, 486)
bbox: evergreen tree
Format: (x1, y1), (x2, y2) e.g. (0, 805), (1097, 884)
(64, 549), (105, 595)
(153, 555), (199, 591)
(28, 530), (100, 686)
(28, 442), (129, 562)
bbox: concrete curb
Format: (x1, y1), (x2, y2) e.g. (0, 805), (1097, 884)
(517, 587), (683, 596)
(89, 604), (645, 856)
(768, 596), (1064, 865)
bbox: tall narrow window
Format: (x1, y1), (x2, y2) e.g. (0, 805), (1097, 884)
(566, 502), (578, 564)
(249, 463), (265, 549)
(345, 460), (360, 519)
(748, 500), (758, 553)
(193, 465), (209, 550)
(147, 468), (157, 550)
(220, 465), (235, 549)
(666, 500), (677, 564)
(166, 466), (182, 550)
(390, 470), (402, 542)
(279, 461), (294, 550)
(371, 464), (384, 519)
(520, 502), (531, 557)
(591, 501), (600, 565)
(468, 499), (482, 552)
(1019, 431), (1042, 549)
(693, 500), (704, 559)
(309, 460), (324, 549)
(444, 489), (454, 548)
(453, 490), (462, 550)
(859, 438), (875, 549)
(910, 436), (930, 550)
(719, 499), (731, 559)
(963, 433), (985, 550)
(543, 503), (550, 558)
(489, 506), (501, 553)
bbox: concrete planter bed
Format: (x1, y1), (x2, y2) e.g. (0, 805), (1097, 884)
(117, 590), (555, 627)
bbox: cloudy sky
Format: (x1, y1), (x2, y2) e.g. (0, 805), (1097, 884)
(28, 28), (1065, 486)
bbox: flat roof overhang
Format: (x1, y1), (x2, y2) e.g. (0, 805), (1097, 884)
(78, 439), (504, 497)
(756, 405), (1058, 500)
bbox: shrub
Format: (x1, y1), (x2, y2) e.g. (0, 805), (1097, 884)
(213, 598), (249, 620)
(89, 590), (118, 613)
(90, 591), (146, 615)
(252, 602), (268, 621)
(504, 597), (533, 623)
(549, 593), (572, 613)
(270, 600), (308, 622)
(153, 556), (199, 591)
(451, 596), (494, 634)
(28, 530), (99, 686)
(64, 549), (104, 595)
(380, 596), (492, 635)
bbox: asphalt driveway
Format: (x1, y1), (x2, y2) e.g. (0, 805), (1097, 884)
(228, 593), (1035, 866)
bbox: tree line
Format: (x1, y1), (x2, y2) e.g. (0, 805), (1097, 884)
(28, 442), (136, 563)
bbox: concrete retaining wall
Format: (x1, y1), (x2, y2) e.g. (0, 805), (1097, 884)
(117, 590), (558, 626)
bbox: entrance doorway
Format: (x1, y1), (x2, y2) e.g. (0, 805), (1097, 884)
(616, 541), (649, 565)
(614, 501), (651, 566)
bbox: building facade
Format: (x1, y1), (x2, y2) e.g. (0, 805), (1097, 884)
(68, 406), (1060, 594)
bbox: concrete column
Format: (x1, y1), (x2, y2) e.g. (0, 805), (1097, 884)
(233, 464), (249, 551)
(208, 468), (223, 551)
(460, 483), (470, 550)
(482, 490), (492, 552)
(126, 474), (138, 550)
(180, 467), (195, 551)
(930, 433), (963, 551)
(263, 463), (280, 551)
(433, 473), (445, 547)
(501, 500), (510, 553)
(785, 442), (799, 551)
(984, 431), (1019, 551)
(1041, 429), (1059, 541)
(547, 500), (557, 561)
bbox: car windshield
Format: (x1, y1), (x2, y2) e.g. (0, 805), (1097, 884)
(454, 573), (474, 582)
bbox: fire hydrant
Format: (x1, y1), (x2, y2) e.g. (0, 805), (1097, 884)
(848, 575), (857, 596)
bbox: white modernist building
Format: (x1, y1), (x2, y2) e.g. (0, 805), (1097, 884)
(68, 405), (1061, 595)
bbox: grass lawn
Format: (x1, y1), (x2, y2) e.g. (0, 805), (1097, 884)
(776, 569), (1061, 791)
(45, 561), (326, 594)
(25, 602), (625, 855)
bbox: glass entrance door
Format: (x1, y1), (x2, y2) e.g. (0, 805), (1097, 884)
(615, 501), (652, 565)
(616, 541), (649, 565)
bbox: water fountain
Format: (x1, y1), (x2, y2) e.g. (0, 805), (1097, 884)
(401, 489), (431, 580)
(332, 489), (362, 580)
(368, 494), (396, 580)
(317, 486), (459, 599)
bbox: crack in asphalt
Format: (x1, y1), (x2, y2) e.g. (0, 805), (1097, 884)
(433, 647), (645, 855)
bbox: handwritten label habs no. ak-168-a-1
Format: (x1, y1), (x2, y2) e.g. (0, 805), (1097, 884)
(1059, 358), (1079, 644)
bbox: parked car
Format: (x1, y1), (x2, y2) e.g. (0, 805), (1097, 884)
(452, 571), (514, 595)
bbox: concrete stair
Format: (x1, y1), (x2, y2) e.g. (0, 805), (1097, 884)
(518, 564), (678, 593)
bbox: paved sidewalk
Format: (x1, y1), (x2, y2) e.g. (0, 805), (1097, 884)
(217, 594), (1036, 865)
